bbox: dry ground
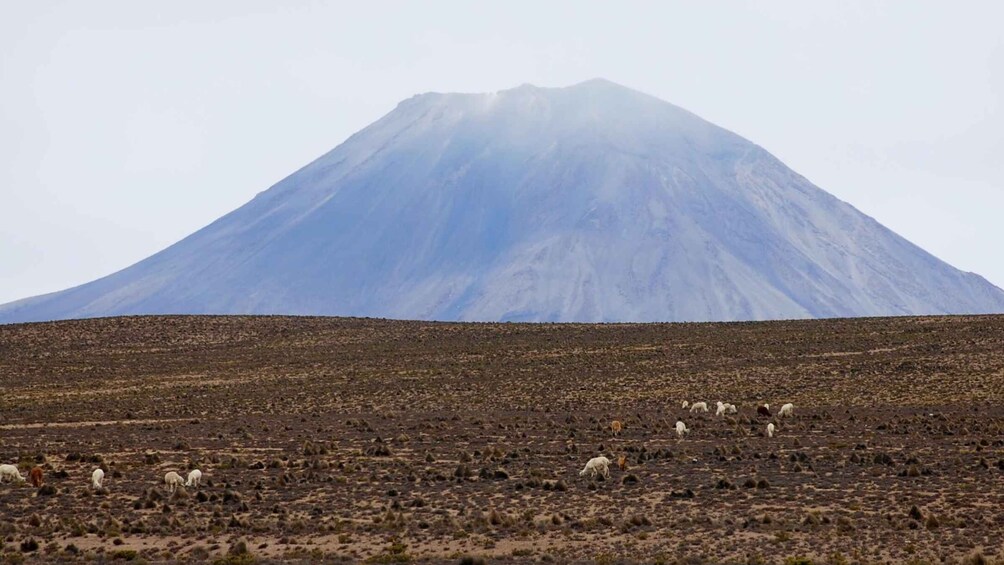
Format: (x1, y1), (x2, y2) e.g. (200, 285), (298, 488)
(0, 314), (1003, 564)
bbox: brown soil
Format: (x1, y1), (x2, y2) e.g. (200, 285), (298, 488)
(0, 314), (1003, 563)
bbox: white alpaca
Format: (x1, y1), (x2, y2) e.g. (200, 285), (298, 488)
(675, 420), (690, 438)
(164, 471), (185, 494)
(681, 400), (689, 409)
(91, 468), (105, 489)
(778, 403), (795, 417)
(689, 402), (708, 413)
(725, 403), (738, 414)
(579, 456), (611, 479)
(767, 423), (776, 438)
(715, 401), (726, 416)
(185, 469), (202, 488)
(0, 464), (25, 483)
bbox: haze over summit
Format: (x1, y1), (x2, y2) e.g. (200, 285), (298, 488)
(1, 79), (1002, 324)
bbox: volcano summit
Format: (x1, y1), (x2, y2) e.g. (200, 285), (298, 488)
(3, 79), (1003, 323)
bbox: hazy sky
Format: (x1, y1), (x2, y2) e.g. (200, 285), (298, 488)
(2, 1), (1002, 305)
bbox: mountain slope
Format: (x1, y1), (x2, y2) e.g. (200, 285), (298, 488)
(3, 78), (1003, 323)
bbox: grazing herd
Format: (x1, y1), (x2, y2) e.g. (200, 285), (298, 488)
(583, 400), (795, 478)
(6, 401), (793, 493)
(0, 462), (204, 495)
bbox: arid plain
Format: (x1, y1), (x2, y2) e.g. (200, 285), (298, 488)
(1, 315), (1002, 563)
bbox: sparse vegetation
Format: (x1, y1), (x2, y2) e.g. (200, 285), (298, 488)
(0, 315), (1001, 562)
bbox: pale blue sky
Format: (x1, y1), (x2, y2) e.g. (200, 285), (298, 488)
(2, 1), (1002, 304)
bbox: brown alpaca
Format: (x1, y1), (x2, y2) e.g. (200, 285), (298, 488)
(29, 466), (43, 488)
(610, 420), (623, 435)
(616, 455), (628, 471)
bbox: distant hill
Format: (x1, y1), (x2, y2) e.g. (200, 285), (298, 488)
(3, 78), (1003, 323)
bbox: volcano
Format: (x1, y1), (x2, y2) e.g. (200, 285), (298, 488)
(3, 79), (1003, 323)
